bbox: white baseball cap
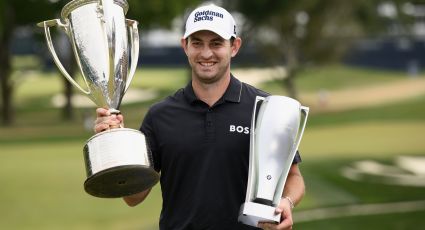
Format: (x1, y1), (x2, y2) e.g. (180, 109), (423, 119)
(183, 4), (236, 40)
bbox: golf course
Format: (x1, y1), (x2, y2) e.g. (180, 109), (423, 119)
(1, 63), (424, 229)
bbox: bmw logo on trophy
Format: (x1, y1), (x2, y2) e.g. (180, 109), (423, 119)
(239, 96), (309, 226)
(37, 0), (159, 198)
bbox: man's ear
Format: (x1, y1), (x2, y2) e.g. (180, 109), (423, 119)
(231, 37), (242, 57)
(181, 38), (188, 56)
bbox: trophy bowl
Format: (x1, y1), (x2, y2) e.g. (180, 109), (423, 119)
(38, 0), (159, 198)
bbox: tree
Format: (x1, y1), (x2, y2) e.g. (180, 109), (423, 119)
(0, 1), (14, 125)
(0, 0), (63, 125)
(228, 0), (413, 99)
(0, 0), (200, 126)
(127, 0), (200, 28)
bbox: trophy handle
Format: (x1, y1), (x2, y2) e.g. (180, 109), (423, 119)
(244, 96), (266, 202)
(37, 19), (90, 95)
(295, 106), (309, 152)
(270, 104), (309, 206)
(125, 19), (140, 94)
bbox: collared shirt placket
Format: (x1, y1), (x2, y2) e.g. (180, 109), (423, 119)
(205, 107), (215, 143)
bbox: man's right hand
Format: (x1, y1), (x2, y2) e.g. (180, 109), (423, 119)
(93, 108), (124, 133)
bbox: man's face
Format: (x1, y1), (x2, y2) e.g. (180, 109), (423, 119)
(181, 30), (241, 84)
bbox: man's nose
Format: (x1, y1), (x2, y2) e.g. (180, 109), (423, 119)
(200, 46), (213, 59)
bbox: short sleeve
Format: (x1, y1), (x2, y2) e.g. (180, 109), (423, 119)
(140, 109), (161, 172)
(292, 150), (302, 164)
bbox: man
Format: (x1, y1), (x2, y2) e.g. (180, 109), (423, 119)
(95, 4), (305, 230)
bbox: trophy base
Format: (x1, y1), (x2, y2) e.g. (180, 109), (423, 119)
(238, 202), (281, 227)
(83, 128), (159, 198)
(84, 165), (158, 198)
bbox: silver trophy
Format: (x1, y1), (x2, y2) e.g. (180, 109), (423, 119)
(37, 0), (159, 198)
(239, 96), (309, 227)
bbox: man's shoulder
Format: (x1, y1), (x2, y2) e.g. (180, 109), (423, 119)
(148, 88), (185, 114)
(240, 81), (270, 98)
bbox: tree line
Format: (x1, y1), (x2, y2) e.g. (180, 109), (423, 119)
(0, 0), (416, 126)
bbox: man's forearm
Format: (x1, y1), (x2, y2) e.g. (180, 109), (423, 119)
(282, 164), (305, 207)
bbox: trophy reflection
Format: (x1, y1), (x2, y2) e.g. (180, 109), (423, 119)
(37, 0), (159, 198)
(239, 96), (309, 227)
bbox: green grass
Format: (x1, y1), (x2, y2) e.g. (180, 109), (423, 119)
(0, 141), (162, 230)
(14, 67), (189, 110)
(131, 67), (190, 91)
(261, 64), (410, 94)
(1, 64), (425, 229)
(301, 157), (425, 206)
(301, 121), (425, 159)
(296, 210), (425, 230)
(295, 65), (408, 91)
(308, 95), (425, 127)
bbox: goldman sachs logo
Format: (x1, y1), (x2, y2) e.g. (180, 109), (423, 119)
(194, 10), (224, 22)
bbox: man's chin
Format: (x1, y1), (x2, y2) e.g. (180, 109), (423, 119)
(195, 74), (219, 84)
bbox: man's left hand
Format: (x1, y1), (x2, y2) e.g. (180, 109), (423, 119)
(257, 197), (293, 230)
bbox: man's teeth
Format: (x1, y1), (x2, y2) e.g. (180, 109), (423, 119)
(201, 62), (214, 67)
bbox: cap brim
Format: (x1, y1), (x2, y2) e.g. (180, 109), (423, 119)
(183, 28), (233, 40)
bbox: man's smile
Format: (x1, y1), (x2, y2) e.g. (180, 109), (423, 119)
(199, 62), (216, 67)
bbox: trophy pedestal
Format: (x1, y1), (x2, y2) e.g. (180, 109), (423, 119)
(238, 202), (281, 227)
(84, 164), (158, 198)
(83, 128), (159, 198)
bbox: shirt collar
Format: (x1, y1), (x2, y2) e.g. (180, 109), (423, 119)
(183, 74), (242, 104)
(223, 74), (242, 103)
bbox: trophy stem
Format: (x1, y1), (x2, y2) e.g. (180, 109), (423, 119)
(108, 108), (121, 115)
(107, 108), (122, 129)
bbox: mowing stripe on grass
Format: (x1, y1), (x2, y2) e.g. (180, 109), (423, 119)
(294, 200), (425, 223)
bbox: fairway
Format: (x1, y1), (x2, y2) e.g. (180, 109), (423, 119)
(0, 141), (162, 230)
(1, 65), (425, 229)
(302, 121), (425, 158)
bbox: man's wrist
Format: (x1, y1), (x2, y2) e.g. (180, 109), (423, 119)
(283, 196), (295, 209)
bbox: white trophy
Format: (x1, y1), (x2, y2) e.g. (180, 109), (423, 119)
(238, 96), (309, 227)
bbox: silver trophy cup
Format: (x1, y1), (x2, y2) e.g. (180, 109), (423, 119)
(239, 96), (309, 226)
(37, 0), (159, 198)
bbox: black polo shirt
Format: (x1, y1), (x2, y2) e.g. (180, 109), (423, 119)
(140, 75), (301, 230)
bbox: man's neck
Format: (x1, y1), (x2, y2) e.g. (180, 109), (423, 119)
(192, 74), (231, 107)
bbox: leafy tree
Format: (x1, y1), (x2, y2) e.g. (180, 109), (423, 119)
(0, 0), (199, 126)
(0, 0), (63, 125)
(227, 0), (414, 99)
(127, 0), (200, 27)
